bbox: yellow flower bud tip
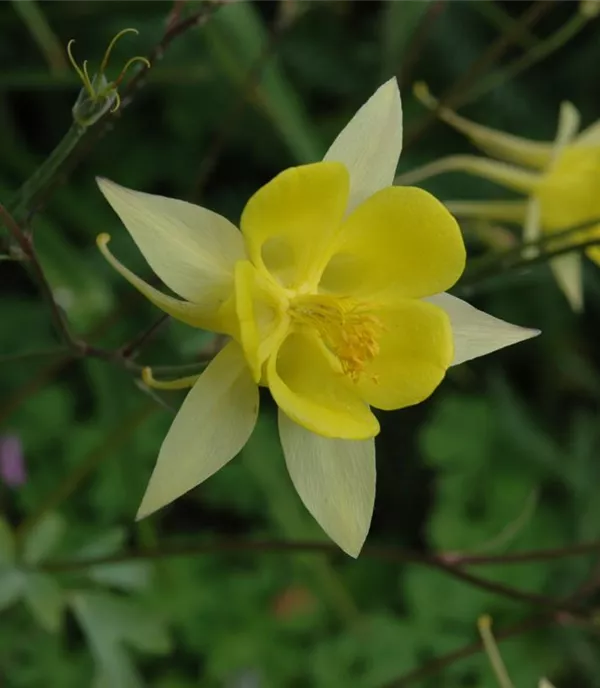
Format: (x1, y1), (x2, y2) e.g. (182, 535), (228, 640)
(141, 366), (154, 386)
(96, 232), (111, 250)
(141, 366), (201, 391)
(477, 613), (493, 632)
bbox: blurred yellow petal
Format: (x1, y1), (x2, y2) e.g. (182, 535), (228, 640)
(575, 118), (600, 145)
(395, 155), (540, 193)
(97, 177), (245, 310)
(356, 299), (452, 410)
(240, 162), (349, 289)
(324, 77), (403, 212)
(267, 331), (379, 440)
(97, 234), (234, 332)
(426, 293), (540, 365)
(137, 342), (259, 519)
(234, 260), (289, 383)
(549, 252), (584, 312)
(413, 82), (552, 169)
(278, 411), (375, 557)
(319, 186), (465, 300)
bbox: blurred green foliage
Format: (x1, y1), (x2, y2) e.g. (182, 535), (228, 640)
(2, 1), (600, 686)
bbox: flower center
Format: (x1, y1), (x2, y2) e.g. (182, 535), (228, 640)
(290, 294), (383, 381)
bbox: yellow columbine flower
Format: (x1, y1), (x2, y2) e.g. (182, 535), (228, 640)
(400, 84), (600, 312)
(96, 79), (537, 557)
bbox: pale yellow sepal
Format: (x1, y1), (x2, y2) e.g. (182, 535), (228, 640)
(97, 176), (245, 313)
(427, 293), (540, 366)
(278, 410), (375, 558)
(136, 342), (258, 519)
(324, 77), (402, 212)
(549, 252), (584, 312)
(97, 234), (228, 331)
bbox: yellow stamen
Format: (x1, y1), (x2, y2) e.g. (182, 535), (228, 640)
(290, 295), (383, 381)
(142, 367), (200, 391)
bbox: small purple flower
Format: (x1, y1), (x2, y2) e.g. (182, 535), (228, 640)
(0, 435), (26, 488)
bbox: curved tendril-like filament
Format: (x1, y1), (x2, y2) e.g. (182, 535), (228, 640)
(109, 89), (121, 113)
(99, 27), (139, 74)
(67, 39), (94, 97)
(113, 55), (151, 87)
(81, 60), (94, 97)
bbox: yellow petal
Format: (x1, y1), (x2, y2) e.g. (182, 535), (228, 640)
(137, 342), (259, 519)
(97, 234), (234, 332)
(267, 331), (379, 440)
(319, 186), (465, 300)
(413, 82), (552, 169)
(355, 299), (453, 410)
(549, 252), (584, 312)
(234, 260), (289, 383)
(395, 155), (540, 193)
(278, 410), (375, 557)
(426, 293), (540, 365)
(97, 177), (245, 311)
(323, 77), (402, 212)
(240, 162), (349, 289)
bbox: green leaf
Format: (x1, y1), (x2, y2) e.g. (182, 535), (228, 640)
(204, 2), (322, 163)
(34, 217), (115, 331)
(71, 591), (171, 688)
(0, 516), (15, 566)
(22, 572), (65, 633)
(22, 512), (65, 565)
(0, 568), (25, 611)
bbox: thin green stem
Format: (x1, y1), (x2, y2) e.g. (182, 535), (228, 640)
(380, 615), (554, 688)
(39, 537), (600, 613)
(10, 0), (68, 76)
(466, 12), (589, 105)
(0, 346), (70, 365)
(461, 217), (600, 289)
(7, 122), (84, 221)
